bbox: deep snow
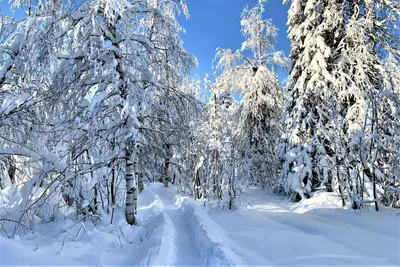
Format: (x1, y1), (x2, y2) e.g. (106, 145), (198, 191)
(1, 183), (399, 266)
(209, 190), (400, 266)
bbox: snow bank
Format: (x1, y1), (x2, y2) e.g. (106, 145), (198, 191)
(0, 183), (175, 266)
(287, 190), (344, 213)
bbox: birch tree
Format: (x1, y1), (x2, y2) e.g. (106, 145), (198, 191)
(214, 0), (286, 190)
(0, 0), (196, 228)
(332, 0), (400, 209)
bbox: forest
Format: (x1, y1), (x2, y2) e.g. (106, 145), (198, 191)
(0, 0), (399, 265)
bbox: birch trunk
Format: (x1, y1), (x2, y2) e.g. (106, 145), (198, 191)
(163, 144), (171, 188)
(135, 149), (144, 193)
(125, 148), (137, 225)
(138, 164), (144, 193)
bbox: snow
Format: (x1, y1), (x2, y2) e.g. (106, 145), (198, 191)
(209, 189), (400, 266)
(1, 184), (399, 266)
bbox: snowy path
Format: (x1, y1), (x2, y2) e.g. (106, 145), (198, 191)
(1, 184), (399, 266)
(152, 186), (203, 266)
(168, 207), (203, 265)
(148, 183), (243, 266)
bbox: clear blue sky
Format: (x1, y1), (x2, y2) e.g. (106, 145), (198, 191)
(179, 0), (290, 81)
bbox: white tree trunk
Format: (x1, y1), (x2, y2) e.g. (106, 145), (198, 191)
(135, 149), (144, 193)
(125, 148), (137, 225)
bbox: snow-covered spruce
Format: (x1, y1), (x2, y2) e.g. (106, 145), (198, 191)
(279, 0), (344, 200)
(280, 0), (400, 208)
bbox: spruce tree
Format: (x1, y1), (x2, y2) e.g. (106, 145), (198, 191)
(280, 0), (344, 200)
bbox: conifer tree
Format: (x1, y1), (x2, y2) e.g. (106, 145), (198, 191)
(280, 0), (344, 200)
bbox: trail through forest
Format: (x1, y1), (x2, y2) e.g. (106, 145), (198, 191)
(1, 183), (399, 266)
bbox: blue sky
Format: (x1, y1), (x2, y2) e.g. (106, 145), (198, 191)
(179, 0), (290, 81)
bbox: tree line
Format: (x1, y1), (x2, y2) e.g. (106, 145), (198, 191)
(0, 0), (399, 232)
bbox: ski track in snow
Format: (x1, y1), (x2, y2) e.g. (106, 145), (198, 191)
(1, 184), (399, 266)
(148, 183), (243, 266)
(154, 187), (203, 266)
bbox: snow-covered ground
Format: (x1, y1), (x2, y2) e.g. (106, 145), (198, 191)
(1, 183), (399, 266)
(209, 190), (400, 266)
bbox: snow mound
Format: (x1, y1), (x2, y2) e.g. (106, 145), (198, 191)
(288, 190), (344, 213)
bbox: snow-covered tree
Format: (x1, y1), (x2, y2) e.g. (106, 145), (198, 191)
(281, 0), (400, 209)
(214, 0), (286, 190)
(332, 0), (400, 209)
(0, 0), (196, 229)
(279, 0), (344, 200)
(192, 77), (240, 207)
